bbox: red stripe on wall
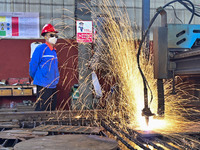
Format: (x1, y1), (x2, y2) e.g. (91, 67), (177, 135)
(12, 17), (19, 36)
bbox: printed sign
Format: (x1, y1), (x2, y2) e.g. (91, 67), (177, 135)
(0, 12), (39, 38)
(76, 21), (93, 43)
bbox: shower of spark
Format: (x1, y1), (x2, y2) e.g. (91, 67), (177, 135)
(88, 0), (200, 135)
(89, 0), (158, 129)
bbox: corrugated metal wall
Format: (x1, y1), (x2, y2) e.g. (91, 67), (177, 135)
(0, 0), (199, 39)
(91, 0), (200, 39)
(0, 0), (75, 38)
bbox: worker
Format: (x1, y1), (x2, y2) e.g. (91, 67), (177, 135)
(29, 24), (60, 111)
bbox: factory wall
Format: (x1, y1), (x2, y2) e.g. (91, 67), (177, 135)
(0, 39), (78, 109)
(0, 0), (199, 40)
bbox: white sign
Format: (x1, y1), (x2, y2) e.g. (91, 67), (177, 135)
(0, 12), (39, 38)
(76, 21), (93, 43)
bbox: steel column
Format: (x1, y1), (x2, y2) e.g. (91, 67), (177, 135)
(142, 0), (150, 37)
(142, 0), (150, 60)
(75, 0), (93, 109)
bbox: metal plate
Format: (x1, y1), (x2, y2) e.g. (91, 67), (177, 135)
(14, 134), (118, 150)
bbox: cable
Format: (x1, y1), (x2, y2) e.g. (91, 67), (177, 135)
(137, 0), (180, 105)
(137, 9), (161, 105)
(168, 5), (183, 24)
(176, 0), (195, 24)
(180, 0), (199, 17)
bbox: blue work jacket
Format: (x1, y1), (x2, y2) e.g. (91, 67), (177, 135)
(29, 42), (60, 88)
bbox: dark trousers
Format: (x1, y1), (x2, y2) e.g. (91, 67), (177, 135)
(35, 85), (57, 111)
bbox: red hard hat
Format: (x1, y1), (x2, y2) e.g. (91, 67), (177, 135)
(41, 24), (58, 36)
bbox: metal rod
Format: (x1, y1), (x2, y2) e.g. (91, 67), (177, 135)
(108, 119), (150, 150)
(127, 128), (164, 150)
(167, 136), (192, 149)
(1, 139), (8, 147)
(171, 70), (176, 94)
(13, 139), (19, 147)
(157, 79), (165, 116)
(100, 131), (108, 137)
(154, 138), (179, 150)
(34, 121), (36, 128)
(101, 120), (137, 150)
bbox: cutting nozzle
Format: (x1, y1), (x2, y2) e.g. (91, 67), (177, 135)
(142, 107), (155, 126)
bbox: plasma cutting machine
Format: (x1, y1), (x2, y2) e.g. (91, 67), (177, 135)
(140, 3), (200, 125)
(153, 19), (200, 119)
